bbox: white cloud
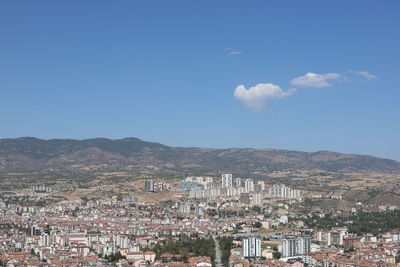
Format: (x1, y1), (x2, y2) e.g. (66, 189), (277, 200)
(234, 70), (376, 112)
(349, 70), (377, 80)
(234, 83), (295, 111)
(228, 51), (242, 55)
(290, 72), (341, 88)
(225, 48), (242, 56)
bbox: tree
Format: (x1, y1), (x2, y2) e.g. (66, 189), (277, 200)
(253, 222), (262, 228)
(104, 252), (125, 262)
(251, 206), (262, 213)
(219, 237), (233, 267)
(273, 251), (281, 259)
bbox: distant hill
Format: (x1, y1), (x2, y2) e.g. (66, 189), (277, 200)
(343, 190), (400, 206)
(0, 137), (399, 175)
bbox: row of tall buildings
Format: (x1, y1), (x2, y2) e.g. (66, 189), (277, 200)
(180, 174), (301, 200)
(180, 176), (214, 191)
(242, 235), (311, 259)
(182, 175), (265, 192)
(268, 184), (301, 199)
(31, 185), (52, 193)
(181, 175), (301, 195)
(144, 180), (169, 192)
(222, 174), (265, 192)
(188, 188), (221, 199)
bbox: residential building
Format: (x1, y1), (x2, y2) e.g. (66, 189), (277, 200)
(242, 237), (261, 259)
(222, 174), (233, 188)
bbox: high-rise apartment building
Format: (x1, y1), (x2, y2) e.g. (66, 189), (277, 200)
(282, 236), (311, 257)
(144, 180), (154, 192)
(221, 174), (233, 188)
(251, 193), (263, 206)
(244, 179), (254, 192)
(234, 177), (242, 188)
(255, 181), (265, 192)
(242, 236), (261, 259)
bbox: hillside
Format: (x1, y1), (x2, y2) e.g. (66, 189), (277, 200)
(0, 137), (399, 175)
(343, 190), (400, 206)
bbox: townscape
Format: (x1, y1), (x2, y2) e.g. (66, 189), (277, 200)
(1, 174), (400, 266)
(1, 1), (400, 266)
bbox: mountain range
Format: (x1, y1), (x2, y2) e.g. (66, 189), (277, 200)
(0, 137), (399, 175)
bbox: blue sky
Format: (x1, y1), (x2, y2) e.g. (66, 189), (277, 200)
(1, 1), (399, 160)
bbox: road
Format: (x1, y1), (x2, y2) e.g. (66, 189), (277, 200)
(212, 235), (222, 267)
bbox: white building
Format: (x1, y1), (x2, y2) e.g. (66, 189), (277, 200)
(282, 236), (311, 257)
(222, 174), (233, 188)
(269, 184), (301, 199)
(255, 181), (265, 192)
(234, 177), (242, 188)
(184, 176), (214, 190)
(242, 236), (261, 259)
(189, 188), (221, 199)
(244, 179), (254, 192)
(251, 193), (263, 206)
(195, 176), (214, 189)
(204, 177), (214, 189)
(180, 203), (191, 213)
(115, 234), (129, 248)
(144, 180), (154, 192)
(279, 215), (288, 224)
